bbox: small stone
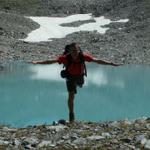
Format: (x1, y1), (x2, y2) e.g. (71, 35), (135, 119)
(87, 135), (104, 141)
(73, 138), (87, 145)
(145, 140), (150, 149)
(56, 140), (64, 144)
(110, 121), (120, 127)
(146, 124), (150, 130)
(127, 145), (136, 149)
(52, 121), (58, 125)
(62, 135), (69, 140)
(14, 139), (21, 146)
(58, 119), (66, 125)
(123, 119), (132, 125)
(38, 141), (54, 148)
(71, 133), (78, 141)
(120, 138), (131, 143)
(47, 125), (67, 132)
(136, 135), (146, 143)
(101, 132), (111, 138)
(2, 126), (17, 132)
(0, 140), (9, 145)
(141, 138), (147, 145)
(24, 145), (32, 149)
(21, 141), (29, 147)
(24, 137), (39, 145)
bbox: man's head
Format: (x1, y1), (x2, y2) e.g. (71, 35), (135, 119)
(70, 43), (80, 51)
(69, 43), (81, 57)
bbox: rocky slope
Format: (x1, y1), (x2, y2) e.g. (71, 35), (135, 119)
(0, 0), (150, 65)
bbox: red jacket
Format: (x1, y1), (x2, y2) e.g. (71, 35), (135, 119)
(57, 53), (94, 76)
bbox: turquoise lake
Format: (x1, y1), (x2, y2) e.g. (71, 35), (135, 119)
(0, 62), (150, 127)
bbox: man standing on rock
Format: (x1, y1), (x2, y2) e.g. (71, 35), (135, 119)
(30, 42), (121, 123)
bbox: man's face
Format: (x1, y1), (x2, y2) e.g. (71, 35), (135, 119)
(71, 44), (80, 57)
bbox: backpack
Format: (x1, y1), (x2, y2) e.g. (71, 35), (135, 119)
(60, 45), (87, 78)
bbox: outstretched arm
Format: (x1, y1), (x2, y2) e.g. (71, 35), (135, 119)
(29, 59), (58, 65)
(93, 58), (121, 66)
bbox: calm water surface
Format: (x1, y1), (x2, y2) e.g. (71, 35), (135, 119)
(0, 62), (150, 127)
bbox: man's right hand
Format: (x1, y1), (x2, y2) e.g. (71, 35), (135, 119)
(111, 62), (123, 66)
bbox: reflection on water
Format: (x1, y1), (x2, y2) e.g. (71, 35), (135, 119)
(29, 64), (123, 88)
(0, 62), (150, 127)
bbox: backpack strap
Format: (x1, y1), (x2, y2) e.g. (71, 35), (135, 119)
(79, 52), (87, 77)
(65, 54), (72, 71)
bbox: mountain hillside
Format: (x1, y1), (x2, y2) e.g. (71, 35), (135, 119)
(0, 0), (150, 64)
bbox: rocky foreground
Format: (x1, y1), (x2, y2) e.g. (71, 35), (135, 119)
(0, 118), (150, 150)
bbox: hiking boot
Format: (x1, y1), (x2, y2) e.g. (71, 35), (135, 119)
(69, 112), (75, 122)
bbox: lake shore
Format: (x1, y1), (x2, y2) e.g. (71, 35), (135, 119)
(0, 118), (150, 149)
